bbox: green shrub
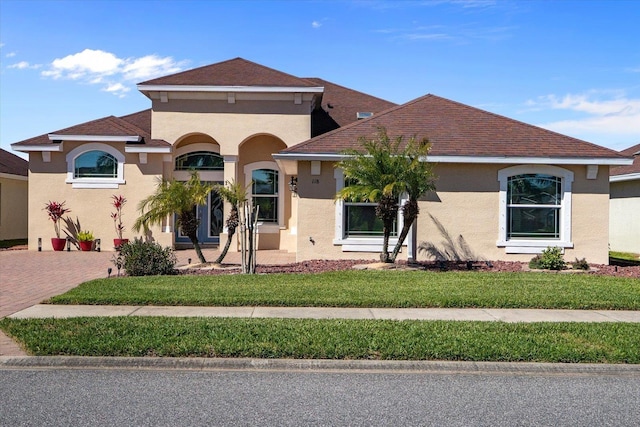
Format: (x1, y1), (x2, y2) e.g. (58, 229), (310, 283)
(116, 238), (177, 276)
(530, 246), (566, 271)
(573, 257), (590, 270)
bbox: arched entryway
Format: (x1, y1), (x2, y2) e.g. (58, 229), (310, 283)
(173, 134), (224, 247)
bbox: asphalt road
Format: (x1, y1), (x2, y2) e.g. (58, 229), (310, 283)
(1, 367), (639, 426)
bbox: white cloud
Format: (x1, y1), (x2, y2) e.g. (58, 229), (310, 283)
(529, 91), (640, 139)
(312, 21), (322, 28)
(41, 49), (186, 97)
(8, 61), (41, 70)
(6, 52), (16, 58)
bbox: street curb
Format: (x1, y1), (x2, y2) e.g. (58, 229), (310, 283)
(1, 356), (639, 376)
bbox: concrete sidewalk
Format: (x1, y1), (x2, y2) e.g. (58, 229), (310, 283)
(9, 304), (640, 323)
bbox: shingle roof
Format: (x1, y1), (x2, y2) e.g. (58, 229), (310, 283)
(12, 110), (170, 149)
(0, 148), (28, 176)
(139, 57), (319, 88)
(610, 143), (640, 177)
(305, 78), (397, 137)
(282, 94), (627, 160)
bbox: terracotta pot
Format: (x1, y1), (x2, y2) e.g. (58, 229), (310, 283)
(114, 238), (129, 249)
(51, 237), (66, 251)
(79, 240), (94, 252)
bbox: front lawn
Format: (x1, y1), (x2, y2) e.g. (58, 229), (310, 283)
(46, 271), (640, 310)
(1, 317), (638, 363)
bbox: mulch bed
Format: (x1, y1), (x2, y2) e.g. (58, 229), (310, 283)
(179, 259), (640, 278)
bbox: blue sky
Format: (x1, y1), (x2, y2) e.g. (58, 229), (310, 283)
(1, 0), (639, 158)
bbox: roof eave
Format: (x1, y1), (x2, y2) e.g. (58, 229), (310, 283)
(137, 84), (324, 94)
(610, 172), (640, 182)
(274, 152), (634, 166)
(48, 134), (142, 143)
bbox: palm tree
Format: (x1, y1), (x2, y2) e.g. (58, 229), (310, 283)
(336, 127), (436, 263)
(133, 171), (213, 264)
(212, 180), (248, 264)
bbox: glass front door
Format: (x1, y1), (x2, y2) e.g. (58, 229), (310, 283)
(175, 190), (223, 245)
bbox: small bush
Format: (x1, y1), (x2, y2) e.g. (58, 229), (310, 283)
(573, 257), (590, 270)
(529, 246), (566, 271)
(116, 238), (177, 276)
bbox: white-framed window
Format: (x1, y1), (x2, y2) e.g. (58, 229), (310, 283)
(66, 143), (125, 189)
(334, 168), (404, 252)
(497, 165), (573, 253)
(244, 161), (284, 231)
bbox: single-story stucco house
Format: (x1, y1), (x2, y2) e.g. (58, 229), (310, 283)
(0, 148), (28, 241)
(609, 143), (640, 254)
(11, 57), (633, 264)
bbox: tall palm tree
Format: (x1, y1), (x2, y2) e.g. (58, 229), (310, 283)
(336, 127), (436, 263)
(133, 171), (213, 264)
(212, 180), (248, 264)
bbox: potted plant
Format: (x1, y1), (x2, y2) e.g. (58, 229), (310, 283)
(111, 194), (128, 248)
(44, 201), (70, 251)
(77, 230), (94, 252)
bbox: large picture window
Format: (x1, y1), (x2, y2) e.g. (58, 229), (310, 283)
(74, 151), (117, 178)
(498, 165), (573, 253)
(66, 143), (125, 189)
(507, 174), (560, 239)
(252, 168), (278, 223)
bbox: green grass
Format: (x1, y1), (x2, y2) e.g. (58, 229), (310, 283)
(0, 238), (27, 249)
(610, 251), (640, 265)
(1, 317), (638, 363)
(46, 271), (640, 310)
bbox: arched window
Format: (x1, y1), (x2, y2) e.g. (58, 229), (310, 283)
(175, 151), (223, 171)
(66, 143), (125, 189)
(74, 151), (117, 178)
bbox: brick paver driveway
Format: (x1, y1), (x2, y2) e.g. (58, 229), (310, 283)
(0, 248), (294, 355)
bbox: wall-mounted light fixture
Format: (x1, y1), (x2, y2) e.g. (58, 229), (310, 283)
(289, 176), (298, 196)
(38, 238), (42, 252)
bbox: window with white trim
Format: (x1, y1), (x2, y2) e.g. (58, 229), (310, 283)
(66, 143), (125, 189)
(498, 165), (573, 253)
(175, 151), (223, 171)
(334, 168), (403, 251)
(243, 161), (284, 229)
(252, 168), (278, 223)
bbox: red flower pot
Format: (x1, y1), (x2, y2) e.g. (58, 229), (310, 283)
(113, 238), (129, 249)
(51, 237), (66, 251)
(79, 241), (94, 252)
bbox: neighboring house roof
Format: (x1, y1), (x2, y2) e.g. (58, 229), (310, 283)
(280, 94), (630, 164)
(12, 110), (170, 150)
(139, 57), (319, 88)
(610, 143), (640, 181)
(305, 78), (397, 137)
(0, 148), (28, 176)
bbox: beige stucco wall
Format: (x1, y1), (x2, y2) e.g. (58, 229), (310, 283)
(151, 99), (311, 154)
(26, 144), (169, 251)
(0, 174), (28, 240)
(296, 161), (612, 264)
(610, 179), (640, 253)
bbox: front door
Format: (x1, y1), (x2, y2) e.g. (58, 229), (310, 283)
(175, 190), (224, 245)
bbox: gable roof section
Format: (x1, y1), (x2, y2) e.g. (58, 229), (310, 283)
(610, 143), (640, 181)
(12, 110), (170, 151)
(279, 94), (630, 164)
(305, 77), (397, 137)
(139, 57), (318, 88)
(0, 148), (28, 177)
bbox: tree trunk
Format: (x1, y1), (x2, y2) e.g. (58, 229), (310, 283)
(214, 229), (235, 264)
(390, 199), (419, 263)
(180, 209), (207, 264)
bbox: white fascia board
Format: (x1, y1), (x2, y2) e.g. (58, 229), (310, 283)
(610, 173), (640, 182)
(48, 134), (142, 143)
(273, 152), (634, 166)
(0, 172), (28, 181)
(12, 144), (63, 152)
(137, 84), (324, 94)
(125, 146), (172, 154)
